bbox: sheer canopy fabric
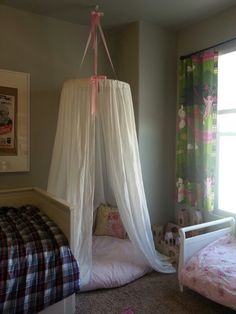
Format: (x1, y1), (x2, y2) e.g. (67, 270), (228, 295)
(48, 79), (175, 287)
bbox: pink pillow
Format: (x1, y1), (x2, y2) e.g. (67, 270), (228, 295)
(94, 205), (126, 239)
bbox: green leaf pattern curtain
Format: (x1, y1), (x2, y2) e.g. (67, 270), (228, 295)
(176, 51), (218, 211)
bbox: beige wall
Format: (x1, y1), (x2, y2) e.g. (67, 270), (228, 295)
(0, 5), (95, 189)
(111, 23), (140, 130)
(178, 6), (236, 56)
(113, 21), (177, 224)
(139, 21), (177, 224)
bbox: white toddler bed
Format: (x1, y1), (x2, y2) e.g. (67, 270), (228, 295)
(178, 216), (236, 310)
(0, 187), (77, 314)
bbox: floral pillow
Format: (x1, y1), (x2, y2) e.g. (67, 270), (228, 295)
(94, 205), (126, 239)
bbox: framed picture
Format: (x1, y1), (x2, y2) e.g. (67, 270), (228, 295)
(0, 69), (30, 172)
(0, 86), (18, 155)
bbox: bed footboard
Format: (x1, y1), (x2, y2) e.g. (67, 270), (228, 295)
(178, 216), (235, 291)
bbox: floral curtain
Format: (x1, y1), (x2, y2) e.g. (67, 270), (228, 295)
(176, 50), (218, 211)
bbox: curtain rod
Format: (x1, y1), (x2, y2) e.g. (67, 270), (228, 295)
(180, 36), (236, 60)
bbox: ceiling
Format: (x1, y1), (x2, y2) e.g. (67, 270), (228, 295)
(1, 0), (236, 30)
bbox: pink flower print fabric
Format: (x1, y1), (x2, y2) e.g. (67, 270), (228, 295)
(107, 212), (126, 239)
(180, 235), (236, 310)
(94, 205), (126, 239)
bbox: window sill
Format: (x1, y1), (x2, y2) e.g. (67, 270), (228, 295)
(210, 209), (236, 220)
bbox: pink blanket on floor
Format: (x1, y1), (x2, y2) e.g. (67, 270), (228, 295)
(81, 236), (151, 291)
(180, 235), (236, 310)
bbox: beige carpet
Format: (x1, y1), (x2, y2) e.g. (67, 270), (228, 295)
(76, 271), (235, 314)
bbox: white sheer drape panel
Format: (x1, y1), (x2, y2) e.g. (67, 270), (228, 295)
(94, 115), (116, 210)
(48, 79), (175, 288)
(98, 80), (175, 272)
(48, 79), (95, 286)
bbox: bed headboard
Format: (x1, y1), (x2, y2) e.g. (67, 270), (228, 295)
(0, 187), (75, 252)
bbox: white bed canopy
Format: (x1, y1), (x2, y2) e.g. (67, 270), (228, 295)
(47, 9), (175, 288)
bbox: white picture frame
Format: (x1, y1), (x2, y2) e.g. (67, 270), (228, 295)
(0, 69), (30, 172)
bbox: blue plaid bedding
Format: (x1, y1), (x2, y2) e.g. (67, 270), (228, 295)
(0, 205), (79, 314)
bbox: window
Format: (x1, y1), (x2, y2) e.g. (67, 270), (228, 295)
(217, 50), (236, 214)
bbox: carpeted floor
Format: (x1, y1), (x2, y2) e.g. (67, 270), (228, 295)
(76, 271), (235, 314)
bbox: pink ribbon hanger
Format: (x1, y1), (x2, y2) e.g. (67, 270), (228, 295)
(80, 6), (117, 114)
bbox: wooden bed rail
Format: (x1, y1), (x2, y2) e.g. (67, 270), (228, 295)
(0, 187), (75, 250)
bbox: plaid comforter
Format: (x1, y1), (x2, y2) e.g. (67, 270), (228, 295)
(0, 205), (79, 314)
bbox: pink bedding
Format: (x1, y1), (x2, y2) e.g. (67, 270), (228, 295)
(180, 235), (236, 310)
(81, 236), (151, 291)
